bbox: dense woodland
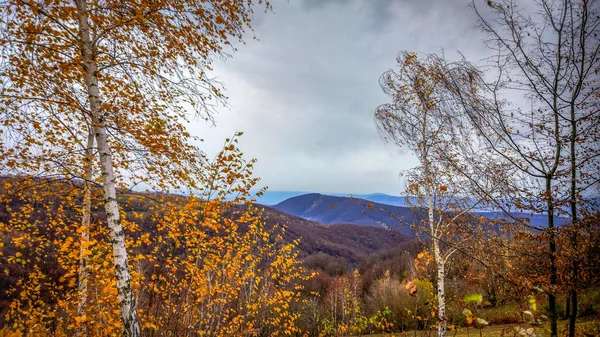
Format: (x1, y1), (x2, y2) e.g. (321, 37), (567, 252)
(0, 0), (599, 336)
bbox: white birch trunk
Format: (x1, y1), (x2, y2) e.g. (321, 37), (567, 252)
(76, 130), (94, 337)
(434, 243), (446, 337)
(74, 1), (141, 336)
(425, 160), (446, 337)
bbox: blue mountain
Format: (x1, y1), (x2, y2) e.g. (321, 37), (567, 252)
(272, 193), (568, 236)
(273, 193), (420, 236)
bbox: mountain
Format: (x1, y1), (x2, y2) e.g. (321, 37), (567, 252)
(254, 191), (411, 206)
(272, 193), (421, 236)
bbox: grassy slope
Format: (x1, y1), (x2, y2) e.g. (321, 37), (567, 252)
(360, 319), (599, 337)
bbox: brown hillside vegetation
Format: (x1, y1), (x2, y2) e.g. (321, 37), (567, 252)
(0, 172), (310, 335)
(0, 176), (414, 325)
(260, 206), (410, 263)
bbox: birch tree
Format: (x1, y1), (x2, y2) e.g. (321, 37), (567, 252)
(1, 1), (268, 335)
(375, 52), (483, 337)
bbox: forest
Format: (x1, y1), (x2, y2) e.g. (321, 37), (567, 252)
(0, 0), (599, 336)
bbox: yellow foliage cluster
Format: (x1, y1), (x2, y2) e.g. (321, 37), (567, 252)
(0, 140), (309, 336)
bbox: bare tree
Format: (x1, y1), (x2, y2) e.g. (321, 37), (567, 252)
(434, 1), (600, 336)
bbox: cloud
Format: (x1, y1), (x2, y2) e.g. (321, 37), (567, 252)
(190, 0), (490, 194)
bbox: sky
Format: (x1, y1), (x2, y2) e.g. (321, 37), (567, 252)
(191, 0), (493, 195)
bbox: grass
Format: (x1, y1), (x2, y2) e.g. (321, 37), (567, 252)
(358, 319), (599, 337)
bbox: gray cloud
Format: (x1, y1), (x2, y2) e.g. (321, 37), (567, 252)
(191, 0), (490, 194)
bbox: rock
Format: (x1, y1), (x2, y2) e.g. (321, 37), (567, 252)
(473, 317), (489, 329)
(522, 310), (534, 323)
(513, 326), (526, 336)
(513, 326), (537, 337)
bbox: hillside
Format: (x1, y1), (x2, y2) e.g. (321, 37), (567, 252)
(258, 206), (410, 265)
(0, 177), (411, 270)
(0, 178), (415, 321)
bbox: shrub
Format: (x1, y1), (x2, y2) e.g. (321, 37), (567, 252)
(364, 272), (435, 332)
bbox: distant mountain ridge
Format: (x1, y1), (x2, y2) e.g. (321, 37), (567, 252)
(272, 193), (568, 234)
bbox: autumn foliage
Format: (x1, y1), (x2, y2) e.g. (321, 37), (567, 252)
(0, 0), (598, 336)
(0, 139), (309, 336)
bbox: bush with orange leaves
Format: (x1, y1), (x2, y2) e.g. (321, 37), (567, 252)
(0, 139), (309, 336)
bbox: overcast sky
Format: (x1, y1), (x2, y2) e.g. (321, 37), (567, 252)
(191, 0), (492, 195)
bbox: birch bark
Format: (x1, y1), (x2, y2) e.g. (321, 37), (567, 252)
(425, 161), (446, 337)
(74, 1), (141, 335)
